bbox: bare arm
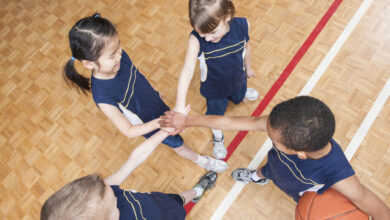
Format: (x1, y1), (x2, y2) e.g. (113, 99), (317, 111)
(161, 111), (268, 133)
(332, 175), (390, 219)
(244, 21), (255, 78)
(98, 103), (159, 138)
(175, 35), (200, 113)
(104, 130), (168, 185)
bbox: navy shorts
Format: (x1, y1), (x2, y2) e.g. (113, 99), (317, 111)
(167, 193), (184, 205)
(206, 78), (247, 116)
(261, 164), (271, 179)
(143, 129), (183, 148)
(162, 134), (184, 148)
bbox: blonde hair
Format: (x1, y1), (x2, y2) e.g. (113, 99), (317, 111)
(189, 0), (235, 33)
(40, 174), (106, 220)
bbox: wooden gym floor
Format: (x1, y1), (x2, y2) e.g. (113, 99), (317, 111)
(0, 0), (389, 219)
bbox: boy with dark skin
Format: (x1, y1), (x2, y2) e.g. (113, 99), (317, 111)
(161, 96), (390, 219)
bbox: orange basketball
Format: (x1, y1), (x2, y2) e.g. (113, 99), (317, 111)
(295, 189), (369, 220)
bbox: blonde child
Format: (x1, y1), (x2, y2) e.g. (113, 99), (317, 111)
(41, 130), (218, 220)
(175, 0), (259, 159)
(63, 13), (227, 173)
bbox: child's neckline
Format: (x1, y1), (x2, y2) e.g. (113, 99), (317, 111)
(92, 70), (118, 80)
(306, 141), (333, 160)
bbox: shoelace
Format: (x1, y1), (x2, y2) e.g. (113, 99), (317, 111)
(207, 159), (216, 170)
(236, 170), (253, 183)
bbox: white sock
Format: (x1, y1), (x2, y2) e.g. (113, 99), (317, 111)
(250, 170), (262, 181)
(194, 155), (209, 166)
(193, 186), (204, 197)
(212, 129), (223, 140)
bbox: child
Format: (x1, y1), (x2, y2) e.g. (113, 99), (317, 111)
(175, 0), (259, 160)
(40, 130), (218, 220)
(63, 13), (227, 173)
(161, 96), (390, 219)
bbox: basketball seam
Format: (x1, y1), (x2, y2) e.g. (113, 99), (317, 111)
(325, 208), (362, 220)
(297, 206), (304, 220)
(306, 193), (317, 220)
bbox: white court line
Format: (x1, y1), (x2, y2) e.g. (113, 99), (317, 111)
(299, 0), (374, 96)
(210, 0), (374, 219)
(344, 78), (390, 161)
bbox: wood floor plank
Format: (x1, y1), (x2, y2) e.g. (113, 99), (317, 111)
(0, 0), (389, 219)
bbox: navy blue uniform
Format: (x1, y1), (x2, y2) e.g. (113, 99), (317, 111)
(111, 185), (186, 220)
(91, 50), (183, 148)
(262, 139), (355, 202)
(191, 17), (249, 115)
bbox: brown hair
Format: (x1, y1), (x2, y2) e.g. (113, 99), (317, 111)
(189, 0), (235, 33)
(40, 174), (106, 220)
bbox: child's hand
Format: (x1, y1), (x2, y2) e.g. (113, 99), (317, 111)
(160, 111), (187, 135)
(161, 126), (176, 133)
(156, 117), (176, 134)
(246, 68), (256, 78)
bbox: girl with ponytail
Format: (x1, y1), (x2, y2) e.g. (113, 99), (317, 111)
(64, 13), (228, 173)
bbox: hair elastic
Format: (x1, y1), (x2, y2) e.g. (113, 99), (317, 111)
(93, 14), (100, 18)
(71, 56), (76, 61)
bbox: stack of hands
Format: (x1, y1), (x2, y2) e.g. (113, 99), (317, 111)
(159, 105), (190, 135)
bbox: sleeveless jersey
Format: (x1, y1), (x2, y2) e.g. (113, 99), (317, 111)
(191, 17), (249, 99)
(262, 139), (355, 202)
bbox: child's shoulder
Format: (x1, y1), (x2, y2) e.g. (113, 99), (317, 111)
(321, 139), (352, 170)
(109, 185), (122, 197)
(231, 17), (249, 39)
(121, 49), (131, 61)
(233, 17), (247, 22)
(323, 139), (343, 158)
(232, 17), (248, 26)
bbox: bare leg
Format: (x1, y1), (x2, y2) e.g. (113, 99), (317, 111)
(173, 143), (228, 173)
(179, 171), (217, 204)
(256, 168), (266, 179)
(179, 189), (197, 205)
(173, 143), (198, 161)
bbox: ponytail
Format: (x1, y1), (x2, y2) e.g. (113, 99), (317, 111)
(64, 59), (90, 93)
(64, 13), (117, 94)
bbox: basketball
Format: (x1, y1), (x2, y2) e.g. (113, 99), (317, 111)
(295, 189), (369, 220)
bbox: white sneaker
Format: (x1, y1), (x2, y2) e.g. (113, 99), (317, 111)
(231, 168), (269, 185)
(245, 88), (259, 101)
(213, 135), (227, 159)
(198, 156), (228, 173)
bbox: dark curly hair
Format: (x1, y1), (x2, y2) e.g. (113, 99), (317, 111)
(269, 96), (335, 152)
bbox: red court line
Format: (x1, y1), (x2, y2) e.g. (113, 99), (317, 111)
(185, 0), (343, 214)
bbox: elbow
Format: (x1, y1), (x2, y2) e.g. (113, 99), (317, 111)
(126, 132), (139, 139)
(124, 128), (138, 139)
(181, 66), (195, 79)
